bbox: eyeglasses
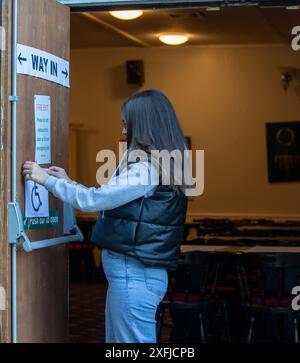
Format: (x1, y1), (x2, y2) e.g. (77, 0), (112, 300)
(122, 119), (127, 135)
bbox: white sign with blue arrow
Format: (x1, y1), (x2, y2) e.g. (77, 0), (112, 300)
(17, 43), (70, 88)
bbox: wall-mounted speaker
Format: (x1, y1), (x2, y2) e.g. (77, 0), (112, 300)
(126, 60), (144, 86)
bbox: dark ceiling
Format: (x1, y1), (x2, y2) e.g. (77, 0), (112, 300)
(71, 6), (300, 48)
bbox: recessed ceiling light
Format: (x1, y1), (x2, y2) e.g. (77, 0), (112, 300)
(159, 33), (189, 46)
(109, 10), (143, 20)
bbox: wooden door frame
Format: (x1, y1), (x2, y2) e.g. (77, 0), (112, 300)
(0, 0), (12, 343)
(59, 0), (300, 12)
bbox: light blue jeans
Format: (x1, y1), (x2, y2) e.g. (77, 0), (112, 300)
(101, 248), (168, 343)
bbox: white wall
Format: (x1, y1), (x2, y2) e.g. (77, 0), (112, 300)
(70, 44), (300, 219)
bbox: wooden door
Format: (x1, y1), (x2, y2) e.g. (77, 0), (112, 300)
(1, 0), (71, 343)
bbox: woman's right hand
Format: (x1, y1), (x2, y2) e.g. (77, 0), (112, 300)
(47, 166), (72, 182)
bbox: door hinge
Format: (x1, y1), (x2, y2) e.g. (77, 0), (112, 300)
(8, 96), (19, 102)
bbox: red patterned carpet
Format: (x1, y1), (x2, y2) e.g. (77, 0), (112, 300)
(69, 282), (107, 343)
(69, 282), (171, 343)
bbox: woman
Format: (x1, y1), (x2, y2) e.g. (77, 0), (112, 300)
(22, 89), (188, 343)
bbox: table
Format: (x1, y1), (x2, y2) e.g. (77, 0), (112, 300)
(181, 244), (300, 254)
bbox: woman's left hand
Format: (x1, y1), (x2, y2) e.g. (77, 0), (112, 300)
(22, 161), (49, 185)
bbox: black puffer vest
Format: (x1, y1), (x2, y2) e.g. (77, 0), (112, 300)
(90, 185), (187, 271)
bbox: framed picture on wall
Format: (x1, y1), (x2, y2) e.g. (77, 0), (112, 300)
(266, 121), (300, 182)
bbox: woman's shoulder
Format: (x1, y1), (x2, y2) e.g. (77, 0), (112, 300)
(127, 159), (151, 171)
(126, 160), (159, 187)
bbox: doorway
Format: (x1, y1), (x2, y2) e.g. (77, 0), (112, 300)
(67, 4), (300, 343)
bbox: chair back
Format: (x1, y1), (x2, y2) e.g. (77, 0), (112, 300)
(168, 251), (224, 302)
(236, 253), (300, 306)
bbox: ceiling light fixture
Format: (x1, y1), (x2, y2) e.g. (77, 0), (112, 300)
(109, 10), (143, 20)
(158, 33), (189, 45)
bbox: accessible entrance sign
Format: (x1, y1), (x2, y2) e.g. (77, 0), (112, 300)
(17, 43), (70, 88)
(25, 180), (49, 218)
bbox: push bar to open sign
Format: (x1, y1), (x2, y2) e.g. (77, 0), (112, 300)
(8, 202), (84, 252)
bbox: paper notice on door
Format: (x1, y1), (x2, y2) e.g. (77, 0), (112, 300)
(34, 95), (51, 165)
(25, 180), (49, 218)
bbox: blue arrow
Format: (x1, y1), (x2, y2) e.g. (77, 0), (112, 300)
(18, 53), (27, 65)
(62, 68), (68, 79)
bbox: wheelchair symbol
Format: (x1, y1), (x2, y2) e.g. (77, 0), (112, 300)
(31, 183), (42, 212)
